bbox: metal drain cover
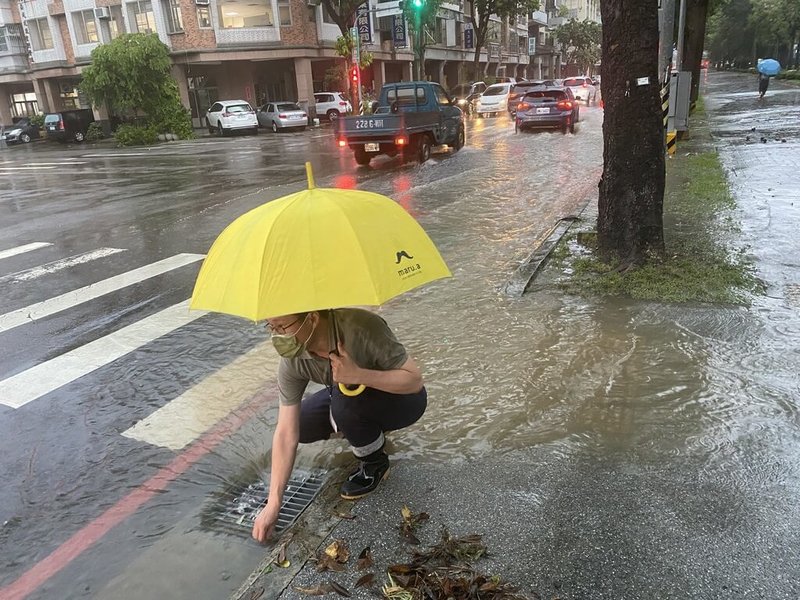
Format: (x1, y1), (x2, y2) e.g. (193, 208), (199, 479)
(204, 470), (328, 536)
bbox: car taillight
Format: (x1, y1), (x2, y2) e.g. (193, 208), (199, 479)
(338, 139), (347, 147)
(279, 113), (287, 118)
(395, 136), (408, 146)
(339, 101), (348, 106)
(517, 102), (531, 111)
(582, 82), (588, 87)
(223, 111), (232, 117)
(58, 120), (64, 130)
(557, 100), (573, 110)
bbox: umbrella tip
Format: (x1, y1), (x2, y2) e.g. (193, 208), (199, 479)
(305, 162), (315, 190)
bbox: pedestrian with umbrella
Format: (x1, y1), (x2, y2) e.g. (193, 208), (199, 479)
(757, 59), (781, 98)
(190, 163), (451, 543)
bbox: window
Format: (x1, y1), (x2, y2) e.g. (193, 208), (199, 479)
(433, 85), (450, 106)
(0, 27), (7, 52)
(109, 5), (126, 38)
(128, 1), (156, 33)
(162, 0), (183, 32)
(72, 10), (99, 44)
(27, 18), (54, 50)
(218, 0), (273, 28)
(322, 5), (336, 24)
(277, 0), (291, 25)
(12, 92), (39, 117)
(197, 6), (212, 28)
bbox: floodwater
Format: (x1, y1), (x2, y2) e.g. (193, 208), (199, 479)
(2, 75), (799, 599)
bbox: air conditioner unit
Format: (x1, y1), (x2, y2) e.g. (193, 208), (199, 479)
(94, 7), (110, 20)
(195, 0), (210, 5)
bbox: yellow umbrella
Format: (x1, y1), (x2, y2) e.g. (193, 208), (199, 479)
(190, 162), (451, 322)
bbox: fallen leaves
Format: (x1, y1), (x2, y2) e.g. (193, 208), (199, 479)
(356, 546), (373, 570)
(316, 539), (350, 572)
(354, 573), (375, 588)
(398, 505), (429, 545)
(294, 580), (351, 597)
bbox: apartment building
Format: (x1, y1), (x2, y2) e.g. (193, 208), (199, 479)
(561, 0), (600, 23)
(1, 0), (555, 126)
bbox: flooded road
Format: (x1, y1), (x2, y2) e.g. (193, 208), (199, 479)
(2, 72), (800, 600)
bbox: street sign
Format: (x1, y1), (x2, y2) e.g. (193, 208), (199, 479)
(528, 36), (536, 55)
(392, 14), (407, 48)
(350, 25), (360, 63)
(464, 23), (474, 49)
(356, 3), (371, 45)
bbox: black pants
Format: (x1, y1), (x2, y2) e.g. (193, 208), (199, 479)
(759, 78), (769, 95)
(299, 385), (427, 457)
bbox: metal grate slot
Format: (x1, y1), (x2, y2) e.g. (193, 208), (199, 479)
(203, 469), (327, 537)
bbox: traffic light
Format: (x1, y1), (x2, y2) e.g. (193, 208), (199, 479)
(412, 0), (423, 7)
(350, 65), (360, 85)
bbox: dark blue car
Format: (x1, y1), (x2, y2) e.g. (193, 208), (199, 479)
(515, 87), (580, 134)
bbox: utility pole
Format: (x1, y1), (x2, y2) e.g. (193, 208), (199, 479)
(675, 0), (687, 71)
(658, 0), (675, 82)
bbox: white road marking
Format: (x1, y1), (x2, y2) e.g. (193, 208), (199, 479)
(0, 166), (56, 170)
(121, 342), (279, 450)
(0, 301), (205, 409)
(0, 242), (52, 261)
(0, 253), (205, 334)
(0, 247), (126, 283)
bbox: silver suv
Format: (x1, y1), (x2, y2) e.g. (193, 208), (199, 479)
(314, 92), (352, 121)
(562, 77), (597, 104)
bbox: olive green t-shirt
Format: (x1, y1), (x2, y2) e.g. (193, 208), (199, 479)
(276, 308), (408, 406)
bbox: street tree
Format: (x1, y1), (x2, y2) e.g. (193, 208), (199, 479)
(597, 0), (665, 265)
(554, 19), (601, 75)
(401, 0), (445, 80)
(468, 0), (540, 80)
(320, 0), (361, 38)
(80, 33), (192, 138)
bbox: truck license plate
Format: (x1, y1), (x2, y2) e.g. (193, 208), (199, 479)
(364, 143), (379, 152)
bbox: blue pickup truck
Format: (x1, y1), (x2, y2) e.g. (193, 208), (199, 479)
(336, 81), (465, 166)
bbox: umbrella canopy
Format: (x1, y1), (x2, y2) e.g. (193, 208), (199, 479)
(758, 59), (781, 76)
(190, 163), (451, 321)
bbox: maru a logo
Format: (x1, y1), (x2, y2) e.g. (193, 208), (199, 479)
(394, 250), (414, 264)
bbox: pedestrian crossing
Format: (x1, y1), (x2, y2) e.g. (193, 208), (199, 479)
(0, 241), (269, 450)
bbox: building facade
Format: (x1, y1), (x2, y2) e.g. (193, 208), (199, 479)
(1, 0), (561, 126)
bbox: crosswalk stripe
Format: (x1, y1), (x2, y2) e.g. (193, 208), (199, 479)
(0, 253), (205, 334)
(0, 301), (205, 409)
(122, 342), (279, 450)
(0, 242), (52, 261)
(0, 247), (126, 283)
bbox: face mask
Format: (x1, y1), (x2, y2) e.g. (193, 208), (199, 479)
(271, 315), (316, 358)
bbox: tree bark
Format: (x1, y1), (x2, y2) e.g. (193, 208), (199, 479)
(597, 0), (665, 265)
(682, 0), (710, 104)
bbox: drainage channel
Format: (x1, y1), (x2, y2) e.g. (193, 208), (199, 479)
(204, 470), (328, 537)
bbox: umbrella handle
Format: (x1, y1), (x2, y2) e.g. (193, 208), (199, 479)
(338, 383), (366, 396)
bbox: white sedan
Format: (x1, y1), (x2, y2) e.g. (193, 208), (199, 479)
(475, 83), (512, 117)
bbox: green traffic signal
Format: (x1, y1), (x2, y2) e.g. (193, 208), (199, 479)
(412, 0), (423, 7)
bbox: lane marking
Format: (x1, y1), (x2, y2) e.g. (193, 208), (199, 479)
(122, 342), (279, 450)
(0, 388), (275, 600)
(0, 253), (205, 334)
(0, 248), (126, 283)
(0, 166), (56, 171)
(0, 242), (52, 261)
(0, 301), (205, 409)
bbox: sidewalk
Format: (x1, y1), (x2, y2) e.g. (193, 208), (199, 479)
(233, 72), (800, 600)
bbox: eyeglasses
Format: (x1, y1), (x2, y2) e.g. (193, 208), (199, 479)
(266, 317), (301, 336)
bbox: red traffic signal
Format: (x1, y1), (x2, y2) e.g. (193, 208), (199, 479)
(350, 66), (360, 84)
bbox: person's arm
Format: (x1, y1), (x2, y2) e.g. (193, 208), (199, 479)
(252, 402), (300, 543)
(330, 344), (423, 394)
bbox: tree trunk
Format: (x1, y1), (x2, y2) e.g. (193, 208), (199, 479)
(597, 0), (665, 265)
(682, 0), (709, 104)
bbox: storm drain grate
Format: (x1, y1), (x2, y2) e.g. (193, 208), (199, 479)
(204, 470), (328, 537)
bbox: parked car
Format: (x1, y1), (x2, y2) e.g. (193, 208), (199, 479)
(257, 102), (308, 133)
(449, 81), (486, 115)
(507, 80), (558, 115)
(562, 76), (597, 104)
(43, 109), (94, 143)
(475, 83), (512, 117)
(515, 86), (580, 134)
(206, 100), (259, 136)
(314, 92), (351, 121)
(0, 116), (41, 144)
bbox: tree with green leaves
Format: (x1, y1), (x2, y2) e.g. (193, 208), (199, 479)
(554, 18), (601, 74)
(80, 33), (192, 139)
(469, 0), (540, 80)
(401, 0), (444, 80)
